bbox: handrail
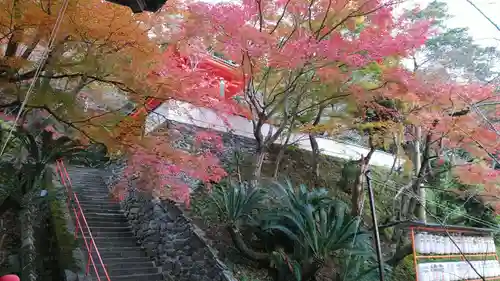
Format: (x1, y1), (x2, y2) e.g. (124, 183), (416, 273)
(55, 159), (111, 281)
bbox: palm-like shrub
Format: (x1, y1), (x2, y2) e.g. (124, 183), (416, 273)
(209, 181), (270, 261)
(264, 198), (370, 279)
(269, 179), (333, 209)
(337, 245), (392, 281)
(14, 127), (92, 166)
(0, 126), (96, 215)
(267, 200), (368, 256)
(261, 180), (373, 280)
(210, 181), (267, 227)
(265, 180), (367, 253)
(208, 179), (376, 281)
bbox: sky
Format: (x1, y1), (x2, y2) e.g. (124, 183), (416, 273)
(407, 0), (500, 47)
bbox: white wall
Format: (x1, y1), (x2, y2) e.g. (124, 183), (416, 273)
(146, 100), (404, 169)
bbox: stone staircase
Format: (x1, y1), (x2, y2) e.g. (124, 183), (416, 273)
(65, 166), (163, 281)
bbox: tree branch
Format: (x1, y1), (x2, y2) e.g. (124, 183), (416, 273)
(25, 104), (101, 143)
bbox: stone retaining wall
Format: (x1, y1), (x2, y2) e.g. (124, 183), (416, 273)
(119, 189), (236, 281)
(19, 201), (37, 281)
(52, 170), (87, 281)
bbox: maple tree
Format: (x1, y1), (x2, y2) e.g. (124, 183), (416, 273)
(374, 0), (500, 224)
(0, 0), (236, 204)
(0, 0), (160, 142)
(172, 0), (500, 223)
(372, 68), (498, 202)
(174, 0), (432, 195)
(111, 114), (228, 206)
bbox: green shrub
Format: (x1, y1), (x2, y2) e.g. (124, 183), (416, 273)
(391, 255), (415, 281)
(205, 179), (379, 281)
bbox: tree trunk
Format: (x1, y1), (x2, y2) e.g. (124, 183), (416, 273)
(273, 130), (293, 179)
(19, 201), (37, 281)
(351, 159), (367, 217)
(386, 243), (412, 266)
(308, 105), (325, 188)
(309, 134), (320, 187)
(226, 225), (270, 262)
(351, 147), (375, 217)
(253, 146), (266, 184)
(399, 124), (435, 221)
(21, 35), (40, 60)
(301, 259), (323, 281)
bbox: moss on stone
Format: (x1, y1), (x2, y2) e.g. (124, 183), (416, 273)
(46, 177), (78, 272)
(391, 255), (415, 281)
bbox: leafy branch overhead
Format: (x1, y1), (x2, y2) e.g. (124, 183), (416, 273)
(174, 0), (498, 208)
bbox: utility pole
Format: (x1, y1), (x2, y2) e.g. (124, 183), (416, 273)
(415, 126), (426, 222)
(365, 169), (385, 281)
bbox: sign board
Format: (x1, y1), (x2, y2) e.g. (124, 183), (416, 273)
(406, 222), (500, 281)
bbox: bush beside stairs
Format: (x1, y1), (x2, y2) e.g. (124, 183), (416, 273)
(64, 166), (164, 281)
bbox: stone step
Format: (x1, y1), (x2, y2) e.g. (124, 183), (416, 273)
(85, 252), (146, 261)
(74, 191), (110, 197)
(73, 184), (108, 189)
(75, 186), (109, 192)
(80, 209), (123, 216)
(77, 197), (114, 203)
(80, 254), (150, 267)
(86, 220), (129, 227)
(81, 230), (135, 239)
(66, 169), (104, 175)
(96, 256), (153, 265)
(93, 240), (139, 248)
(98, 246), (144, 252)
(92, 265), (160, 279)
(68, 171), (103, 179)
(82, 208), (125, 218)
(71, 182), (107, 188)
(85, 248), (146, 259)
(101, 251), (146, 259)
(77, 194), (110, 199)
(84, 219), (129, 227)
(70, 180), (107, 186)
(81, 205), (123, 213)
(83, 215), (128, 223)
(80, 204), (121, 211)
(106, 266), (160, 276)
(78, 213), (124, 221)
(82, 231), (136, 239)
(64, 170), (102, 175)
(78, 199), (119, 205)
(80, 205), (123, 212)
(91, 232), (135, 238)
(75, 190), (110, 196)
(76, 195), (113, 201)
(72, 184), (107, 189)
(66, 166), (102, 171)
(66, 167), (163, 281)
(98, 273), (163, 281)
(83, 226), (132, 233)
(83, 210), (123, 216)
(98, 260), (156, 270)
(81, 215), (124, 222)
(78, 198), (116, 203)
(73, 175), (107, 179)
